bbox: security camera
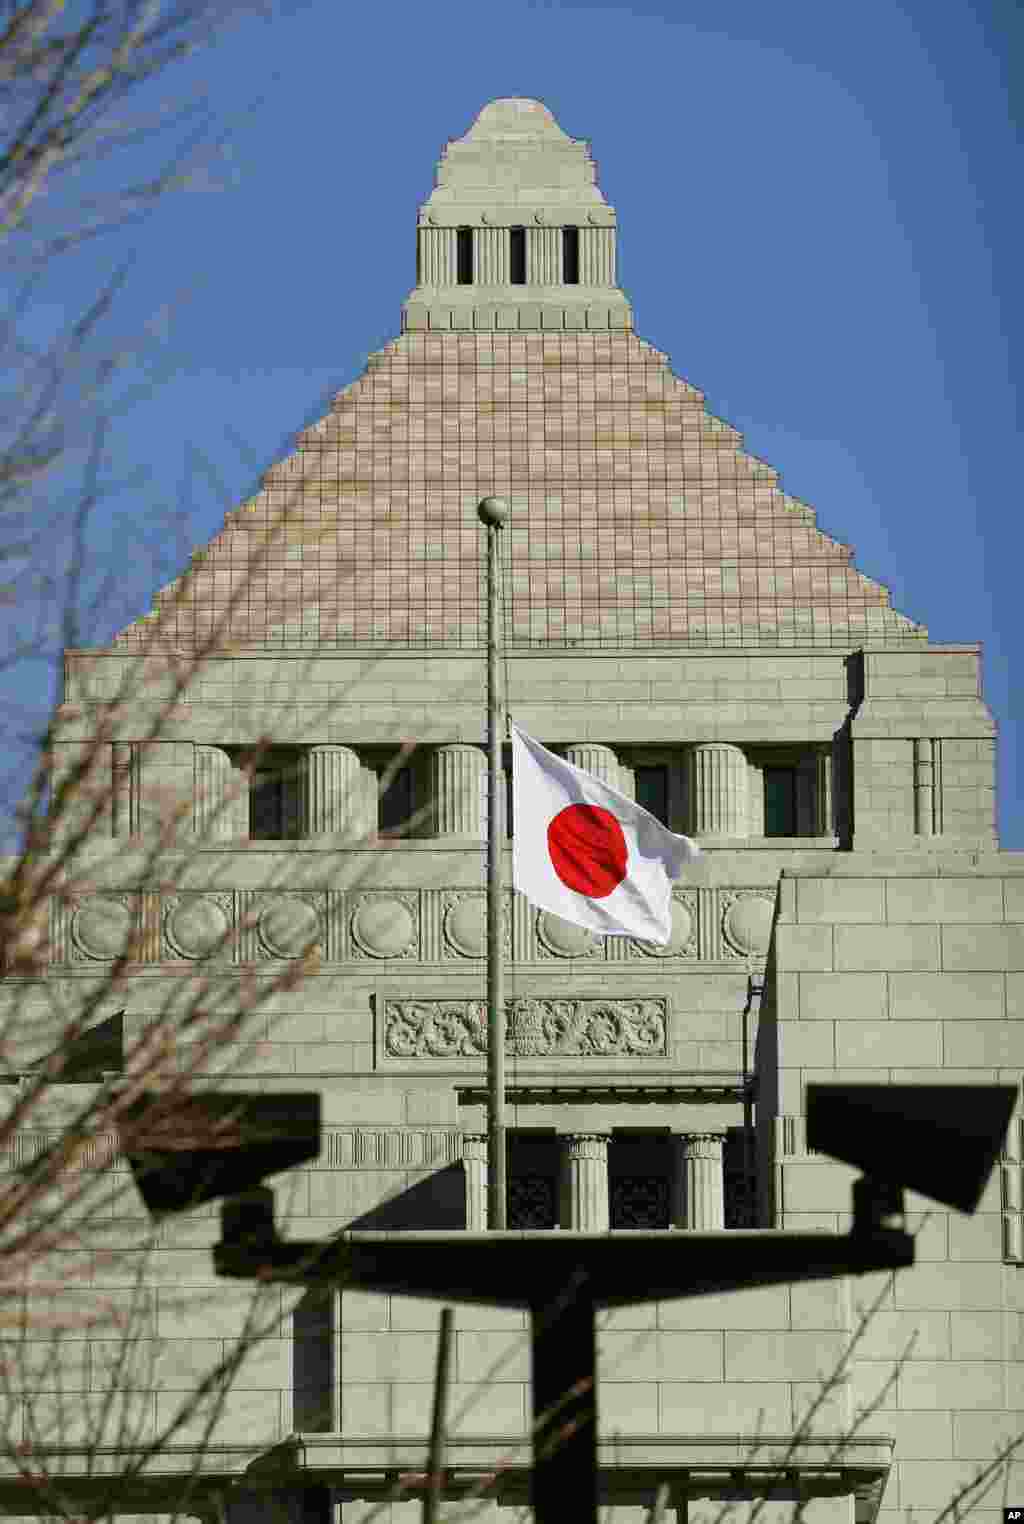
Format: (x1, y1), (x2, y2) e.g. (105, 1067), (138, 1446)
(123, 1091), (320, 1218)
(805, 1083), (1016, 1215)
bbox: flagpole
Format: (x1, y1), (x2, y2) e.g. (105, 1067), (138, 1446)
(478, 496), (509, 1230)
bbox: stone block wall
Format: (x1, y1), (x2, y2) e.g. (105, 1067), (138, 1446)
(764, 858), (1024, 1524)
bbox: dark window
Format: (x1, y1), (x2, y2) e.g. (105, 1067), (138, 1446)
(724, 1127), (758, 1229)
(635, 765), (669, 826)
(415, 232), (421, 285)
(506, 1132), (558, 1228)
(562, 226), (580, 285)
(379, 762), (413, 836)
(764, 767), (797, 837)
(609, 1133), (671, 1229)
(247, 752), (303, 840)
(456, 227), (473, 285)
(509, 226), (526, 285)
(250, 773), (284, 838)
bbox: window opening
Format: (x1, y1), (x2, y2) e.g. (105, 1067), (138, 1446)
(509, 226), (526, 285)
(764, 766), (797, 837)
(248, 751), (303, 840)
(456, 227), (473, 285)
(562, 226), (580, 285)
(379, 759), (414, 837)
(724, 1126), (758, 1229)
(506, 1132), (558, 1228)
(609, 1132), (671, 1229)
(635, 765), (669, 826)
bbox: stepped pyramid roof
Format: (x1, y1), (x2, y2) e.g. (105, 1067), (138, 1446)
(118, 98), (924, 652)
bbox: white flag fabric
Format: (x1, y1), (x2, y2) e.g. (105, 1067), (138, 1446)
(510, 723), (700, 945)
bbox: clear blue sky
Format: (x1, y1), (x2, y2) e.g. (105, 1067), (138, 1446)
(5, 0), (1021, 845)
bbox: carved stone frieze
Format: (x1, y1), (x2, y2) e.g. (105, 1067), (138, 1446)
(382, 995), (668, 1059)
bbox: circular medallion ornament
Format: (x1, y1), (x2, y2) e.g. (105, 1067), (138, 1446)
(723, 895), (774, 958)
(72, 899), (133, 961)
(536, 910), (599, 958)
(632, 897), (694, 957)
(444, 897), (486, 958)
(351, 897), (415, 959)
(165, 898), (229, 960)
(258, 897), (321, 959)
(534, 211), (545, 223)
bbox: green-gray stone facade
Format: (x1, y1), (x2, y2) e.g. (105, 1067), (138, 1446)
(5, 96), (1022, 1524)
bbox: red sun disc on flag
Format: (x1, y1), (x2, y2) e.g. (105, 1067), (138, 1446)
(547, 804), (628, 899)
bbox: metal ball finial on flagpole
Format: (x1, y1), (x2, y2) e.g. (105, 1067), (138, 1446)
(477, 496), (509, 1230)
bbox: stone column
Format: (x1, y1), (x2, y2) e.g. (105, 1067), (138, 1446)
(564, 743), (621, 790)
(559, 1133), (610, 1232)
(687, 743), (749, 837)
(431, 743), (485, 837)
(304, 744), (365, 837)
(462, 1133), (488, 1231)
(672, 1132), (727, 1230)
(193, 744), (234, 838)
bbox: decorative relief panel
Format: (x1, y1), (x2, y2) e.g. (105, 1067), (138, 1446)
(440, 891), (512, 960)
(162, 894), (233, 960)
(720, 891), (775, 961)
(68, 896), (138, 962)
(381, 995), (668, 1060)
(350, 893), (418, 960)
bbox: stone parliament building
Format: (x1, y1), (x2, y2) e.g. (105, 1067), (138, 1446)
(4, 96), (1024, 1523)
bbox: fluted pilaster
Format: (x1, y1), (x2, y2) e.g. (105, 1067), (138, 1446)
(111, 743), (137, 837)
(304, 744), (366, 837)
(564, 743), (621, 791)
(462, 1133), (488, 1231)
(431, 744), (485, 837)
(688, 743), (749, 837)
(672, 1132), (726, 1230)
(559, 1133), (610, 1232)
(194, 745), (235, 839)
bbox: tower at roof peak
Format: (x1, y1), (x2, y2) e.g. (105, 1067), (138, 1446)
(403, 97), (631, 334)
(466, 97), (566, 137)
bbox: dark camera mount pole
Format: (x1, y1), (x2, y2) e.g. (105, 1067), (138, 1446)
(133, 1084), (1017, 1524)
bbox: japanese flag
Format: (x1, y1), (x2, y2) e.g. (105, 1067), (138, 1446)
(510, 723), (700, 945)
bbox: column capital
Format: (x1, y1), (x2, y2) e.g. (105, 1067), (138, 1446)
(672, 1130), (726, 1229)
(559, 1132), (610, 1230)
